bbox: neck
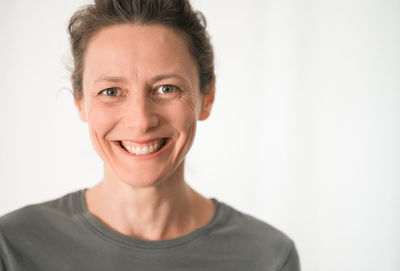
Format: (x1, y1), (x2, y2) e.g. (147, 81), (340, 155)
(85, 162), (215, 241)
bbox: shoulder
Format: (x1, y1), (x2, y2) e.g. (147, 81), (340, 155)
(218, 200), (293, 247)
(0, 190), (87, 268)
(211, 199), (300, 270)
(0, 190), (81, 236)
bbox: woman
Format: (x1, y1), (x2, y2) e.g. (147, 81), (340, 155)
(0, 0), (300, 270)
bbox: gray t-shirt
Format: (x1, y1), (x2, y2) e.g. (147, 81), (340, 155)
(0, 190), (300, 271)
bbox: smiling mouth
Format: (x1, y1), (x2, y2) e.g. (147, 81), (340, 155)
(119, 138), (167, 155)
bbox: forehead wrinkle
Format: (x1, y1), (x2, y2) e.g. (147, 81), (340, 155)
(135, 63), (140, 87)
(85, 24), (199, 92)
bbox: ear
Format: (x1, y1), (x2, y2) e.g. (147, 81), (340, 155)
(199, 76), (216, 121)
(74, 99), (88, 123)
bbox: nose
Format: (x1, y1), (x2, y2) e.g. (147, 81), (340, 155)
(121, 94), (159, 132)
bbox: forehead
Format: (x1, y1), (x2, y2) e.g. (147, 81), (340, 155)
(83, 23), (198, 86)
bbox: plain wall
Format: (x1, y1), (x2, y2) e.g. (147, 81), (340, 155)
(1, 1), (399, 270)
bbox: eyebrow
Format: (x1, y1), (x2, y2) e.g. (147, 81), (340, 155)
(93, 73), (191, 86)
(150, 73), (189, 84)
(94, 76), (127, 84)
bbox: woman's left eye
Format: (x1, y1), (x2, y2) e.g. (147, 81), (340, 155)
(156, 85), (177, 94)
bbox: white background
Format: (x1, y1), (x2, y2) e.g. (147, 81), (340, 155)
(1, 1), (399, 270)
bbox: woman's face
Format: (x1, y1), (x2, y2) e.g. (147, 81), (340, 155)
(75, 24), (214, 187)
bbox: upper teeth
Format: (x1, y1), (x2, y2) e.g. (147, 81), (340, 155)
(121, 139), (164, 155)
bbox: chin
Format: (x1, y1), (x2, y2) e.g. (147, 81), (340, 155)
(102, 144), (186, 189)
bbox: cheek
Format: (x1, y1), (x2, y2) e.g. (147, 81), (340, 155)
(86, 103), (117, 139)
(166, 96), (199, 133)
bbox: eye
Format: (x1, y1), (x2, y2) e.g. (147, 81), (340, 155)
(100, 88), (120, 96)
(155, 85), (177, 94)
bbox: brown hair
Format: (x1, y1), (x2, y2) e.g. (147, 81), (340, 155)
(68, 0), (214, 100)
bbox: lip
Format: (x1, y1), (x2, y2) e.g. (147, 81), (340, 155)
(112, 138), (171, 160)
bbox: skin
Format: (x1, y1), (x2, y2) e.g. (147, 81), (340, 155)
(74, 24), (215, 241)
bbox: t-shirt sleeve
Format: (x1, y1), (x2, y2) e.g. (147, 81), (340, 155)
(0, 258), (5, 271)
(278, 241), (301, 271)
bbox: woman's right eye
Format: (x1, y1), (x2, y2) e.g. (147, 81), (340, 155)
(100, 88), (120, 96)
